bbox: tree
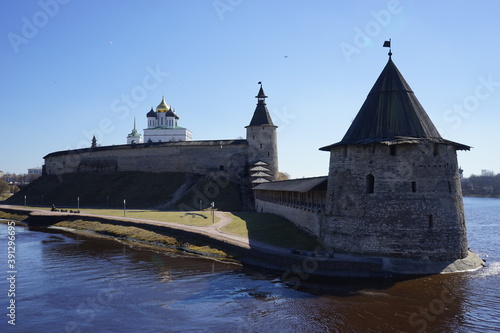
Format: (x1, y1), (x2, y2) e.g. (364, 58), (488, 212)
(481, 169), (495, 177)
(461, 171), (500, 197)
(0, 180), (10, 199)
(278, 172), (290, 181)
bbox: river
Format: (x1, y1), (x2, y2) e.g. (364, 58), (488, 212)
(0, 197), (499, 332)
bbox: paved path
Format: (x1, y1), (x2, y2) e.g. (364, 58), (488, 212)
(0, 205), (291, 256)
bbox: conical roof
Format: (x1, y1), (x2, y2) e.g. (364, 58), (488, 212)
(247, 86), (275, 127)
(320, 58), (469, 150)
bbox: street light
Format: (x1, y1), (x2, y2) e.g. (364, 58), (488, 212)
(211, 202), (215, 224)
(77, 197), (80, 211)
(123, 199), (126, 217)
(24, 195), (26, 207)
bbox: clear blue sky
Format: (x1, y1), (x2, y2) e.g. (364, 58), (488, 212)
(1, 0), (499, 178)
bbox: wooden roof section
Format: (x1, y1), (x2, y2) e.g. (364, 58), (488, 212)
(320, 57), (470, 151)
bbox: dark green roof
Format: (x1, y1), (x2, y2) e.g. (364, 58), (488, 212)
(320, 58), (469, 151)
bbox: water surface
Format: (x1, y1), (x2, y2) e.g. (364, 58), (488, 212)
(0, 197), (499, 332)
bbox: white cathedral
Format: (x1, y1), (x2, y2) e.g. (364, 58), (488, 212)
(126, 96), (192, 144)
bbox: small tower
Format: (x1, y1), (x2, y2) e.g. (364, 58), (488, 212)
(319, 56), (470, 262)
(127, 117), (142, 144)
(246, 83), (278, 183)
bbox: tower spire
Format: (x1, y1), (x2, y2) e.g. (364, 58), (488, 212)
(247, 83), (274, 126)
(256, 81), (268, 105)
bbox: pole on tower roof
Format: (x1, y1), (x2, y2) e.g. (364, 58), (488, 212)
(383, 39), (392, 58)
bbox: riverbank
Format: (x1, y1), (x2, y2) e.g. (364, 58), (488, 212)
(0, 205), (485, 280)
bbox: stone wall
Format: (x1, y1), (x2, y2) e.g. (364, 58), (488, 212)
(44, 140), (249, 181)
(321, 142), (468, 261)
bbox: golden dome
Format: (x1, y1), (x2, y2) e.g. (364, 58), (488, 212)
(156, 96), (170, 112)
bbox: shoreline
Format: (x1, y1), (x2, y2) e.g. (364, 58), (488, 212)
(48, 225), (241, 265)
(0, 205), (485, 281)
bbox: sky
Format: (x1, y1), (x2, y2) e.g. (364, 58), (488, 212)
(1, 0), (499, 178)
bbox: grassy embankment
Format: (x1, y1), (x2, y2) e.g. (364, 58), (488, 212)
(53, 219), (229, 257)
(0, 207), (321, 258)
(5, 172), (243, 211)
(0, 211), (29, 223)
(221, 212), (320, 250)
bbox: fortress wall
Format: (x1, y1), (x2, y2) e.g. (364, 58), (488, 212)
(44, 141), (249, 180)
(255, 199), (321, 236)
(321, 142), (467, 261)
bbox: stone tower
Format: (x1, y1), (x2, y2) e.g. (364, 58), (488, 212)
(246, 84), (279, 184)
(319, 56), (470, 262)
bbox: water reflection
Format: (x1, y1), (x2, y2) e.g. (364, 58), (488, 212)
(0, 197), (499, 333)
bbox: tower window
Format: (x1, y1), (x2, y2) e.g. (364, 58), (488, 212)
(260, 144), (263, 148)
(219, 165), (224, 171)
(448, 181), (452, 193)
(428, 215), (434, 228)
(366, 174), (375, 194)
(411, 181), (417, 193)
(433, 143), (439, 156)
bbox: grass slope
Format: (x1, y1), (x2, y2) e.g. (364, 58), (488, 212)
(223, 212), (321, 250)
(5, 172), (243, 210)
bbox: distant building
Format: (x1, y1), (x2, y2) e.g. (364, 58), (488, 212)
(28, 167), (43, 181)
(143, 96), (192, 143)
(28, 167), (42, 176)
(0, 170), (3, 179)
(126, 118), (142, 144)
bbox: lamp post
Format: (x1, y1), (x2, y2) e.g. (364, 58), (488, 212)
(123, 199), (126, 217)
(211, 202), (214, 224)
(24, 195), (26, 207)
(77, 197), (80, 211)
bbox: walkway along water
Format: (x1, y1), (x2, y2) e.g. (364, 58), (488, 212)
(0, 205), (484, 284)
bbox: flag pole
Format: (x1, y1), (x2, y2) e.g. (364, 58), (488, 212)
(383, 39), (392, 58)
